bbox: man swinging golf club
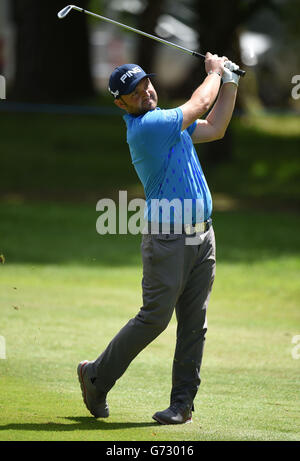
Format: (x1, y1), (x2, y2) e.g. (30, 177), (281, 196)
(77, 53), (240, 425)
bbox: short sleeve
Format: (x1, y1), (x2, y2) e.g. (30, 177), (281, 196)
(139, 107), (183, 152)
(186, 120), (197, 136)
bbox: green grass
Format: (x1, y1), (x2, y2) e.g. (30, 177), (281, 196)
(207, 113), (300, 203)
(0, 201), (299, 441)
(0, 111), (137, 201)
(0, 111), (299, 203)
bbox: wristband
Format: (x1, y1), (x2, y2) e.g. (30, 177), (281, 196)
(207, 70), (221, 77)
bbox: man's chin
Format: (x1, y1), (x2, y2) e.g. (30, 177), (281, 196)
(142, 100), (157, 112)
(132, 100), (157, 116)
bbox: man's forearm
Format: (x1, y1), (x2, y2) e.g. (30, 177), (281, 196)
(205, 82), (237, 138)
(180, 73), (222, 131)
(190, 73), (222, 116)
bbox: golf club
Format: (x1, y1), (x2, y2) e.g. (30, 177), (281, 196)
(58, 4), (246, 77)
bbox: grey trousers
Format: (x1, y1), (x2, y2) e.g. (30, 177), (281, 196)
(92, 227), (216, 408)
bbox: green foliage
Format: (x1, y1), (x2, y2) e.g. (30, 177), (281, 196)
(0, 112), (299, 204)
(200, 113), (300, 203)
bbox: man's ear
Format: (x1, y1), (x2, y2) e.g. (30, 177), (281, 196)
(114, 98), (126, 110)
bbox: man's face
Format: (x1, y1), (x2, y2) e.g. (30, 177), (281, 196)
(114, 77), (158, 115)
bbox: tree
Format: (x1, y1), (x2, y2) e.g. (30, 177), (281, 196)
(177, 0), (279, 165)
(11, 0), (94, 103)
(136, 0), (165, 73)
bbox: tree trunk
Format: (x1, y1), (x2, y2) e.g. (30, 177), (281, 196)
(167, 1), (246, 166)
(179, 0), (273, 166)
(11, 0), (94, 103)
(196, 11), (242, 166)
(136, 0), (165, 73)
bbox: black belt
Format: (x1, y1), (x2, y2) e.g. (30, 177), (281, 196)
(147, 218), (212, 235)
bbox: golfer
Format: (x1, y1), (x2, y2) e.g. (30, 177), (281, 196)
(78, 52), (240, 424)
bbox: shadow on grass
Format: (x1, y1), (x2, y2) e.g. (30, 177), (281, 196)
(0, 416), (158, 432)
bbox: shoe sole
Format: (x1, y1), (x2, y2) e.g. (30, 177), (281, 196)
(152, 414), (193, 425)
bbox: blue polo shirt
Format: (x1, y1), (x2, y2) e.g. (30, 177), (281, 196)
(123, 107), (212, 224)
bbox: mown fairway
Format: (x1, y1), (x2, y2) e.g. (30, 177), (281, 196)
(0, 202), (299, 441)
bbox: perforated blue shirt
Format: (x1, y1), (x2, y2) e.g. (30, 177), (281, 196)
(123, 107), (212, 224)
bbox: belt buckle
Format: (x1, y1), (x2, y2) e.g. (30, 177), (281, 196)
(195, 222), (205, 233)
(184, 222), (205, 235)
(183, 224), (192, 235)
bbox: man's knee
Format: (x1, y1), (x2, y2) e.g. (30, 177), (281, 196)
(135, 306), (173, 334)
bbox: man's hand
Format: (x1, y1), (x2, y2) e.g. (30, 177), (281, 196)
(222, 60), (240, 86)
(205, 52), (227, 77)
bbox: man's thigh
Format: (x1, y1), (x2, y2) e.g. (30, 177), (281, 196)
(175, 227), (216, 329)
(140, 233), (186, 325)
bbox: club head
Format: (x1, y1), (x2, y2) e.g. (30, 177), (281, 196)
(57, 5), (74, 19)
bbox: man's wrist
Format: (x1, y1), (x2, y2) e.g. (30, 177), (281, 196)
(222, 73), (239, 86)
(207, 70), (222, 77)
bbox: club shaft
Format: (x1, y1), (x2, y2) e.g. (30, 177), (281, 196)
(71, 6), (205, 59)
(64, 5), (245, 76)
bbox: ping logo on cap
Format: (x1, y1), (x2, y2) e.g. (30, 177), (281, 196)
(120, 66), (142, 84)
